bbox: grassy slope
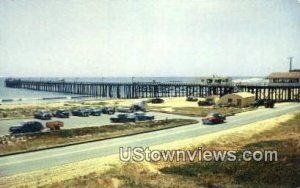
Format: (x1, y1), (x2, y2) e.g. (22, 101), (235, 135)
(160, 113), (300, 187)
(45, 113), (300, 188)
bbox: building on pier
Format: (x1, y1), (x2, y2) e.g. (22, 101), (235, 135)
(267, 70), (300, 84)
(197, 76), (232, 85)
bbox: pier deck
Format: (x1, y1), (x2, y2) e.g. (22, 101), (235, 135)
(4, 79), (300, 101)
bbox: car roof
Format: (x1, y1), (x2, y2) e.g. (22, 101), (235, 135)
(21, 120), (42, 124)
(208, 112), (221, 116)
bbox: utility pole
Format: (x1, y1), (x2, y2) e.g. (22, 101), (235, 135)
(288, 57), (293, 72)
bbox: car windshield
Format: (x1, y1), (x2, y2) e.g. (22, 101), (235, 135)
(42, 110), (50, 113)
(209, 113), (220, 117)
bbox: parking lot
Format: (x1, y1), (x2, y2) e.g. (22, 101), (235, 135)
(0, 112), (191, 135)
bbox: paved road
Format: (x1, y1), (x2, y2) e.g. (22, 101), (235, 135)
(0, 103), (299, 176)
(0, 112), (176, 135)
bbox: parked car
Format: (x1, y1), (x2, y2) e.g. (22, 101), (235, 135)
(72, 108), (90, 117)
(186, 96), (198, 102)
(133, 112), (154, 121)
(264, 99), (275, 108)
(131, 104), (146, 112)
(250, 99), (265, 108)
(131, 100), (147, 112)
(116, 107), (133, 113)
(150, 98), (164, 104)
(202, 112), (226, 125)
(198, 99), (214, 106)
(88, 108), (102, 116)
(102, 107), (115, 114)
(9, 121), (44, 134)
(110, 113), (136, 123)
(46, 121), (64, 130)
(53, 109), (70, 118)
(34, 110), (52, 120)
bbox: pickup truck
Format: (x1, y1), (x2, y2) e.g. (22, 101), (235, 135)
(46, 121), (64, 130)
(110, 114), (136, 123)
(9, 121), (44, 134)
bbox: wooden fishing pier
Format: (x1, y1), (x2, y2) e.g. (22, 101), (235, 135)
(4, 78), (300, 101)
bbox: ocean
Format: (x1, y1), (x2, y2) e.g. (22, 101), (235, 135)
(0, 77), (267, 103)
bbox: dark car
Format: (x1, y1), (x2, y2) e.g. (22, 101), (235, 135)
(88, 108), (102, 116)
(53, 109), (70, 118)
(250, 99), (265, 108)
(133, 112), (154, 121)
(198, 99), (215, 106)
(186, 96), (198, 102)
(131, 104), (146, 112)
(264, 99), (275, 108)
(102, 107), (115, 114)
(9, 121), (44, 134)
(202, 112), (226, 125)
(110, 114), (136, 123)
(150, 98), (164, 104)
(34, 110), (52, 120)
(72, 108), (90, 117)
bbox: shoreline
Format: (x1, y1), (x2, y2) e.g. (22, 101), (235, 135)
(0, 95), (102, 104)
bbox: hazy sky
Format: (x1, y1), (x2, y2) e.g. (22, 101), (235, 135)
(0, 0), (300, 77)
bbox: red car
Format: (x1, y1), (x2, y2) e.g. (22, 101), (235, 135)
(202, 113), (226, 125)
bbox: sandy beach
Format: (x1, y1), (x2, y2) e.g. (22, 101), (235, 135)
(0, 97), (203, 119)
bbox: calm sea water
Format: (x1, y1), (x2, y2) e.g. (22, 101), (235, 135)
(0, 77), (267, 101)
